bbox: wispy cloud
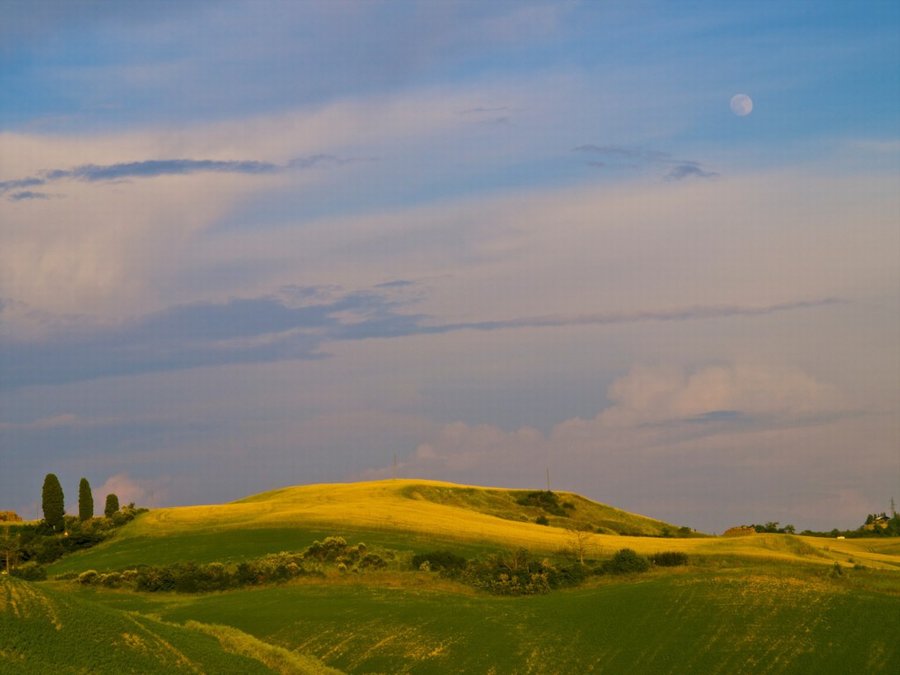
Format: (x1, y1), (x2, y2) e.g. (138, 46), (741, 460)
(419, 298), (842, 334)
(0, 154), (367, 199)
(9, 190), (51, 201)
(0, 291), (841, 390)
(665, 162), (718, 181)
(573, 144), (718, 181)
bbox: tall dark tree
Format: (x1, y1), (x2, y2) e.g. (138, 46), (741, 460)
(78, 478), (94, 521)
(41, 473), (65, 531)
(104, 493), (120, 518)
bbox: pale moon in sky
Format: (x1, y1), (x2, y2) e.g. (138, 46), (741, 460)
(730, 94), (753, 116)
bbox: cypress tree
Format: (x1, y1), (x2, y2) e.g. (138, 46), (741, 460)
(104, 493), (120, 518)
(41, 473), (65, 531)
(78, 478), (94, 521)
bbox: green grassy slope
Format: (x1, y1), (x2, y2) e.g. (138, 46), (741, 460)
(0, 576), (274, 674)
(76, 564), (900, 674)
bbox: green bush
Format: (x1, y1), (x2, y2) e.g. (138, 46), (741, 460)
(515, 491), (568, 517)
(11, 561), (47, 581)
(463, 549), (551, 595)
(535, 515), (550, 526)
(651, 551), (689, 567)
(303, 536), (353, 562)
(411, 550), (468, 574)
(78, 570), (99, 585)
(99, 572), (123, 587)
(602, 548), (650, 575)
(359, 553), (387, 569)
(34, 537), (65, 564)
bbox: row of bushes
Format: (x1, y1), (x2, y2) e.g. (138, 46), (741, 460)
(411, 547), (689, 595)
(51, 534), (689, 596)
(67, 537), (389, 593)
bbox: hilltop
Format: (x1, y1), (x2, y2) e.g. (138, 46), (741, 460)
(46, 479), (900, 575)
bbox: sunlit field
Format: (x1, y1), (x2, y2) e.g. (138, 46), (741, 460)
(49, 480), (900, 575)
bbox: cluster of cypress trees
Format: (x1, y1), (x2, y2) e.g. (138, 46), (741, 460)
(40, 473), (119, 530)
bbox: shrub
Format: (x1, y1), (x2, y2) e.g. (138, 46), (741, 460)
(515, 491), (568, 517)
(602, 548), (650, 575)
(411, 550), (468, 574)
(99, 572), (123, 587)
(135, 566), (176, 592)
(303, 536), (351, 562)
(651, 551), (689, 567)
(35, 537), (65, 564)
(462, 549), (559, 595)
(11, 561), (47, 581)
(359, 553), (387, 569)
(535, 515), (549, 526)
(78, 570), (99, 585)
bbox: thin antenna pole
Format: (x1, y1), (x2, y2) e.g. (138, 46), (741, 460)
(393, 453), (398, 480)
(546, 467), (550, 492)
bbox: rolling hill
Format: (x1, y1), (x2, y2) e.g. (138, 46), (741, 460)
(6, 479), (898, 673)
(47, 479), (899, 575)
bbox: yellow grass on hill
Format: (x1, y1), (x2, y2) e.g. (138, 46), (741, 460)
(124, 479), (899, 570)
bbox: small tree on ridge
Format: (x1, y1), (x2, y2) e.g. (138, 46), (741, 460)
(104, 493), (120, 518)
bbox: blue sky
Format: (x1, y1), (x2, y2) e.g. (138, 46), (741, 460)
(1, 1), (898, 532)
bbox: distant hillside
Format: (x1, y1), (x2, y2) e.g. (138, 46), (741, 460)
(396, 482), (687, 536)
(46, 479), (900, 575)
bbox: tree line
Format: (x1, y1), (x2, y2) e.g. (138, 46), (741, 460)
(40, 473), (120, 531)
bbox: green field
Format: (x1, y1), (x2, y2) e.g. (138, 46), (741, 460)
(73, 565), (898, 674)
(5, 479), (900, 673)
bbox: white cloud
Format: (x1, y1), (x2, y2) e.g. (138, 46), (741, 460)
(598, 363), (844, 427)
(95, 473), (169, 508)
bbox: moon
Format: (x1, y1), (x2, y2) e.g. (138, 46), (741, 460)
(730, 94), (753, 116)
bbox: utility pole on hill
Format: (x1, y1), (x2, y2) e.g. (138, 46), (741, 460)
(546, 467), (551, 492)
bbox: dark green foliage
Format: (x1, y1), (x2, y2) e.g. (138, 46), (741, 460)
(302, 536), (352, 562)
(34, 537), (66, 564)
(78, 478), (93, 521)
(41, 473), (65, 531)
(601, 548), (651, 575)
(411, 550), (468, 573)
(752, 522), (796, 535)
(127, 552), (320, 593)
(535, 515), (549, 526)
(10, 561), (47, 581)
(104, 493), (120, 518)
(110, 503), (147, 527)
(515, 490), (568, 516)
(651, 551), (689, 567)
(7, 505), (142, 572)
(359, 553), (387, 569)
(461, 548), (588, 595)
